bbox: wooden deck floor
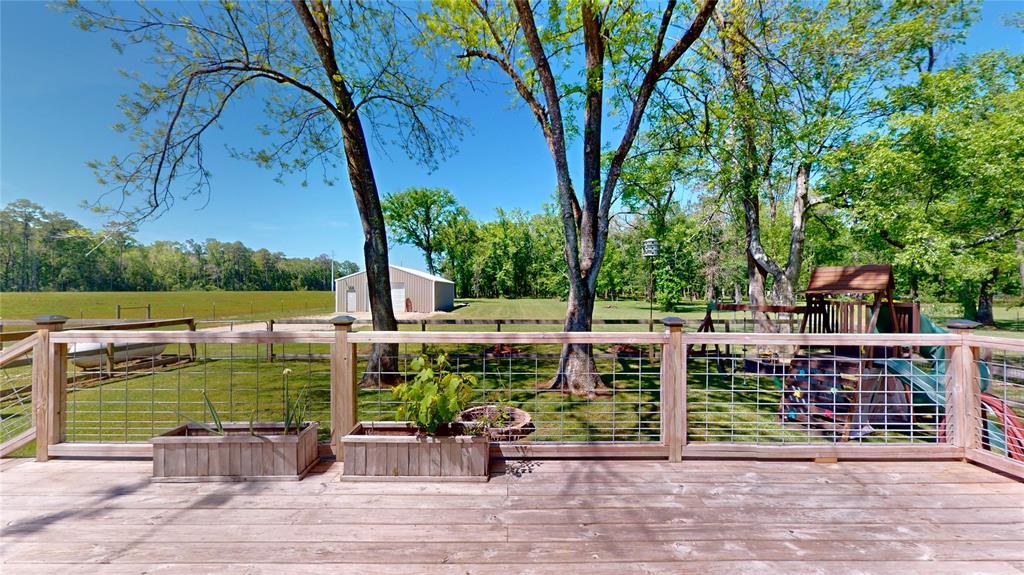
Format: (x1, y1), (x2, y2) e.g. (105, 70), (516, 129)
(1, 457), (1022, 574)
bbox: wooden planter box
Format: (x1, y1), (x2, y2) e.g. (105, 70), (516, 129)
(151, 422), (319, 482)
(342, 422), (490, 482)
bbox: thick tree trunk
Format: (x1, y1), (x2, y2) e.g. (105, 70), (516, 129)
(1017, 239), (1024, 292)
(767, 162), (810, 312)
(747, 252), (771, 332)
(544, 0), (605, 396)
(550, 287), (605, 397)
(339, 112), (399, 386)
(424, 245), (435, 275)
(721, 11), (810, 333)
(292, 0), (398, 385)
(976, 269), (997, 326)
(510, 0), (715, 397)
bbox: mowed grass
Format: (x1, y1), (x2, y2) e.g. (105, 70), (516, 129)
(0, 291), (334, 321)
(3, 290), (1019, 335)
(450, 297), (1024, 336)
(452, 297), (709, 321)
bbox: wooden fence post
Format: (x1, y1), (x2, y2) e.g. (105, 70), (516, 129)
(661, 317), (686, 462)
(32, 315), (68, 462)
(266, 319), (275, 362)
(331, 316), (357, 459)
(420, 320), (427, 355)
(186, 317), (197, 361)
(944, 320), (982, 454)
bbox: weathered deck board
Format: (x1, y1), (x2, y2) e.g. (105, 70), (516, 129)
(1, 458), (1022, 573)
(3, 562), (1023, 575)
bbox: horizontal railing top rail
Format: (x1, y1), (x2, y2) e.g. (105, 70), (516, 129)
(965, 334), (1024, 352)
(45, 327), (982, 348)
(1, 318), (196, 343)
(0, 317), (195, 328)
(0, 332), (39, 368)
(51, 329), (330, 345)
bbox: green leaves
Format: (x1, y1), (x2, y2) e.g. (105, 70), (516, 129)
(392, 353), (475, 434)
(381, 188), (462, 275)
(825, 49), (1024, 304)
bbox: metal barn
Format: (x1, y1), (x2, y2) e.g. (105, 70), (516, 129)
(334, 265), (455, 314)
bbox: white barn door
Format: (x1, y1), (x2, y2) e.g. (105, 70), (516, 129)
(346, 289), (357, 312)
(391, 283), (406, 314)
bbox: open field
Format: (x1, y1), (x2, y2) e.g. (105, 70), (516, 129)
(4, 292), (1021, 334)
(0, 291), (334, 321)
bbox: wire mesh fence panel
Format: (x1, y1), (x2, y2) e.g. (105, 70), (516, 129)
(355, 342), (663, 443)
(65, 341), (332, 443)
(976, 345), (1024, 463)
(0, 361), (34, 446)
(687, 342), (947, 444)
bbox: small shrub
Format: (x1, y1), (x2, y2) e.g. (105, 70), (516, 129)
(392, 353), (475, 434)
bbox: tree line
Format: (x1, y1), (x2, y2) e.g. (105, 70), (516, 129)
(0, 199), (358, 292)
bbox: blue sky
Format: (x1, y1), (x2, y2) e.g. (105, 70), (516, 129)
(2, 1), (1022, 268)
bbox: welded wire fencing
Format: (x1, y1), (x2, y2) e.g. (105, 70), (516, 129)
(356, 342), (663, 443)
(63, 341), (332, 443)
(687, 341), (947, 444)
(974, 339), (1024, 464)
(4, 319), (1021, 477)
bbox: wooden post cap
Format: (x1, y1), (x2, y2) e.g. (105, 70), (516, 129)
(330, 315), (356, 327)
(945, 319), (981, 331)
(662, 317), (685, 329)
(33, 314), (69, 326)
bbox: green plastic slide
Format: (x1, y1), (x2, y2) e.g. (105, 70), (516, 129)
(874, 309), (1004, 451)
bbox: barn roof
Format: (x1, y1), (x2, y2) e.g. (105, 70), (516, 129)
(805, 264), (894, 294)
(335, 265), (454, 284)
(391, 265), (454, 284)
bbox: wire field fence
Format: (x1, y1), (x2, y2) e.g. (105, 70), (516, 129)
(48, 340), (663, 446)
(2, 321), (1022, 474)
(357, 344), (662, 443)
(687, 343), (948, 444)
(63, 342), (332, 444)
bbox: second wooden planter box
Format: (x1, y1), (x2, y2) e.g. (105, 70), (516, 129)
(341, 422), (489, 482)
(151, 422), (319, 482)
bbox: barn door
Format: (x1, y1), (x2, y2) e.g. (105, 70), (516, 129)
(391, 283), (406, 314)
(346, 289), (357, 312)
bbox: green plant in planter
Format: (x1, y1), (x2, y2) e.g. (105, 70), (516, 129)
(186, 391), (226, 436)
(184, 368), (308, 437)
(393, 353), (475, 434)
(281, 368), (308, 435)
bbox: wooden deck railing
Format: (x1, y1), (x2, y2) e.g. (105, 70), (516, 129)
(3, 314), (1022, 479)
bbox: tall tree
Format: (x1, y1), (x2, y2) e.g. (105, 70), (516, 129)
(426, 0), (716, 395)
(69, 0), (460, 380)
(382, 187), (461, 275)
(826, 49), (1024, 324)
(435, 206), (478, 297)
(639, 0), (977, 331)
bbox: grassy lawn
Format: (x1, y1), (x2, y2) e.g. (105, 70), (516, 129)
(2, 291), (1020, 335)
(451, 297), (1023, 336)
(0, 291), (334, 321)
(452, 297), (709, 321)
